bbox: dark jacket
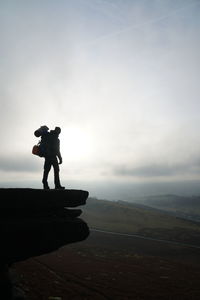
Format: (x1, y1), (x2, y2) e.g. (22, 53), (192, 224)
(41, 131), (62, 161)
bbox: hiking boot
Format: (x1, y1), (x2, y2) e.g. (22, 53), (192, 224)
(55, 185), (65, 190)
(43, 183), (50, 190)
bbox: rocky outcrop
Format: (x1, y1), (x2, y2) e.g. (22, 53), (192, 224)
(0, 188), (89, 299)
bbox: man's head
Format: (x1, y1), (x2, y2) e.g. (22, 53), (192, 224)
(55, 127), (61, 135)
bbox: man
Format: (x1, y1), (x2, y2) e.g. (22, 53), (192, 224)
(42, 126), (65, 190)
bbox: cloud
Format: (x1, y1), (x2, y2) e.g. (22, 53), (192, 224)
(0, 0), (200, 185)
(113, 158), (200, 178)
(0, 154), (41, 173)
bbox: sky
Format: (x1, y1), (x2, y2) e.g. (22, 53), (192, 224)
(0, 0), (200, 198)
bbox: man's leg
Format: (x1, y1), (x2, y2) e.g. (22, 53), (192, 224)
(42, 158), (51, 189)
(53, 158), (65, 189)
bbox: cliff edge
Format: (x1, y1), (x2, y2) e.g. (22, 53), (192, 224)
(0, 188), (90, 299)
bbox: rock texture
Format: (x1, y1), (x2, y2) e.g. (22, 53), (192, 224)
(0, 188), (89, 299)
(0, 188), (89, 263)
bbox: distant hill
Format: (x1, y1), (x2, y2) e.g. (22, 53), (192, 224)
(134, 194), (200, 221)
(82, 197), (200, 245)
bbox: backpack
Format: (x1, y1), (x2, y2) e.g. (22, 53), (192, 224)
(32, 126), (49, 157)
(32, 129), (59, 157)
(32, 130), (52, 157)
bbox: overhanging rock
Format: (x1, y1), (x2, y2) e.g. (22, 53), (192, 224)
(0, 188), (88, 213)
(0, 188), (90, 264)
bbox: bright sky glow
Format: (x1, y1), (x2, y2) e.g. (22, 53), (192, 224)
(0, 0), (200, 196)
(62, 127), (94, 162)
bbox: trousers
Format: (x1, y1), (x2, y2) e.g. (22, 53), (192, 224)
(42, 156), (61, 186)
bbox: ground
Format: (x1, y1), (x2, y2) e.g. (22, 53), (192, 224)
(11, 230), (200, 300)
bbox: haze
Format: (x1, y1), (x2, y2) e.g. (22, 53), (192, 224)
(0, 0), (200, 198)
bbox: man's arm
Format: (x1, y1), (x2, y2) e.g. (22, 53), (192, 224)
(56, 139), (62, 164)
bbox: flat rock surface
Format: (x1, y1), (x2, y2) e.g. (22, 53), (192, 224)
(0, 188), (89, 213)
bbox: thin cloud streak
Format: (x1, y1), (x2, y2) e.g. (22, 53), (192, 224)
(80, 0), (200, 46)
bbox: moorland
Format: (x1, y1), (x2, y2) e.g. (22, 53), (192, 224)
(12, 195), (200, 299)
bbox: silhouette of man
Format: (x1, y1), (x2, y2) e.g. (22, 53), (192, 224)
(42, 126), (65, 190)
